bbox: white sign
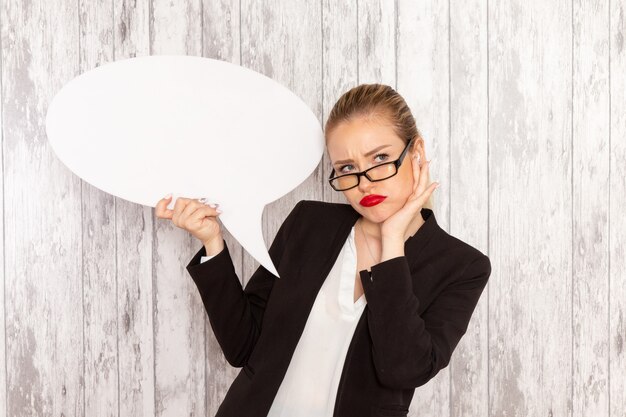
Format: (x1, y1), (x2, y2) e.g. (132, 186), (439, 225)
(45, 55), (324, 277)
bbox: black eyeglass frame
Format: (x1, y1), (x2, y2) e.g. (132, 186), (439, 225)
(327, 137), (416, 191)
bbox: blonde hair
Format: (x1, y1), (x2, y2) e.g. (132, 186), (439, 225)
(324, 83), (433, 210)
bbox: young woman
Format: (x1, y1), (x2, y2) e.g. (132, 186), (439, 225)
(155, 83), (491, 417)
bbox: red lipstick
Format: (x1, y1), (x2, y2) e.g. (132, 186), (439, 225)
(360, 194), (387, 207)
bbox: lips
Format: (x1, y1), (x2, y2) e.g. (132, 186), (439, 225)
(360, 194), (387, 207)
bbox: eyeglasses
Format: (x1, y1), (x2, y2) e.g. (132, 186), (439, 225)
(328, 137), (416, 191)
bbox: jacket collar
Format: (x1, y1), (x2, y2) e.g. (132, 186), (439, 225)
(338, 203), (440, 269)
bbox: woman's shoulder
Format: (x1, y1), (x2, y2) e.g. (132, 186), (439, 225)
(429, 227), (490, 274)
(402, 207), (489, 274)
(296, 199), (348, 209)
(440, 229), (487, 256)
(292, 199), (353, 218)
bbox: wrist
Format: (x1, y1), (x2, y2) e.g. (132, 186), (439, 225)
(203, 234), (224, 256)
(381, 234), (404, 244)
(380, 235), (405, 262)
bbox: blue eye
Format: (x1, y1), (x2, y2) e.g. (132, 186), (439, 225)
(339, 153), (389, 173)
(375, 153), (389, 162)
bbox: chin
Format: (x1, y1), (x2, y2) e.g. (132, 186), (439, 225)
(356, 207), (387, 223)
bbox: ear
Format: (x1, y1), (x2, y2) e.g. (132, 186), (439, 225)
(411, 136), (425, 160)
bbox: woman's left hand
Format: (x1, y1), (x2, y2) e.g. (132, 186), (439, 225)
(380, 154), (439, 241)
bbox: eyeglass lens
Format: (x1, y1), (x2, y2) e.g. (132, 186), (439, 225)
(331, 163), (396, 190)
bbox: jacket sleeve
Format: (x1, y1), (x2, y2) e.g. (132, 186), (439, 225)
(360, 253), (491, 389)
(185, 200), (305, 368)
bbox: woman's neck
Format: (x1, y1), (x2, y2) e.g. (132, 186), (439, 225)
(358, 217), (381, 240)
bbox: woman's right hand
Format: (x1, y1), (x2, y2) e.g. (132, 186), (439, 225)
(155, 194), (223, 248)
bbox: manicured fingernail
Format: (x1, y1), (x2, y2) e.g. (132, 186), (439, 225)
(165, 193), (172, 199)
(208, 203), (216, 208)
(216, 209), (223, 214)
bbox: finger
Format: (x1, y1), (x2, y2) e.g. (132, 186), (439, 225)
(183, 199), (222, 227)
(155, 196), (174, 219)
(179, 198), (206, 226)
(172, 197), (192, 225)
(197, 204), (222, 221)
(410, 178), (437, 202)
(411, 153), (421, 192)
(416, 159), (430, 194)
(419, 181), (439, 203)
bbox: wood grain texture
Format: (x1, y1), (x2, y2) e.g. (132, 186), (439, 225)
(609, 1), (626, 416)
(447, 0), (489, 416)
(1, 1), (624, 416)
(2, 0), (83, 416)
(489, 0), (573, 415)
(573, 1), (611, 417)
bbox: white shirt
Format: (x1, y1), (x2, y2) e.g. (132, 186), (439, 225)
(200, 226), (366, 416)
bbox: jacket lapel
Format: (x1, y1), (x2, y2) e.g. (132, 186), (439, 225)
(299, 202), (440, 316)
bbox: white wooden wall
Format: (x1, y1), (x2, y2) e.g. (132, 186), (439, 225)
(0, 0), (624, 416)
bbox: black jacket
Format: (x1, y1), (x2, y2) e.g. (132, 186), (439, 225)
(186, 199), (491, 417)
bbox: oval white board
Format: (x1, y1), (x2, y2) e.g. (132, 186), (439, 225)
(45, 55), (324, 277)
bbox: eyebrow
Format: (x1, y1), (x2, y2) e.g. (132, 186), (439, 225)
(333, 144), (392, 166)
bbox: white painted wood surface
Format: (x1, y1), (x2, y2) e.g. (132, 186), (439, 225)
(0, 0), (623, 416)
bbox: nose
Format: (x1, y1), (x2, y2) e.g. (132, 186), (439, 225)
(357, 173), (375, 193)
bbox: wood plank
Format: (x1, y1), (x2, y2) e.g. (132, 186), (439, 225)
(572, 1), (611, 416)
(447, 0), (490, 415)
(609, 0), (626, 414)
(2, 0), (82, 416)
(489, 0), (572, 415)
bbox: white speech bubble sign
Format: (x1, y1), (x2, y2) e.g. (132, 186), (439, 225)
(45, 55), (324, 277)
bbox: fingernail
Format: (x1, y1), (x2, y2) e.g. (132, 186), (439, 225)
(199, 197), (207, 203)
(216, 208), (223, 213)
(208, 203), (216, 208)
(165, 192), (172, 199)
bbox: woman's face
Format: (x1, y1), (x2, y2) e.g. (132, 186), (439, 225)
(326, 116), (423, 224)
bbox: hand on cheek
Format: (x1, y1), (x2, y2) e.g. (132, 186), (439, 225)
(380, 154), (438, 240)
